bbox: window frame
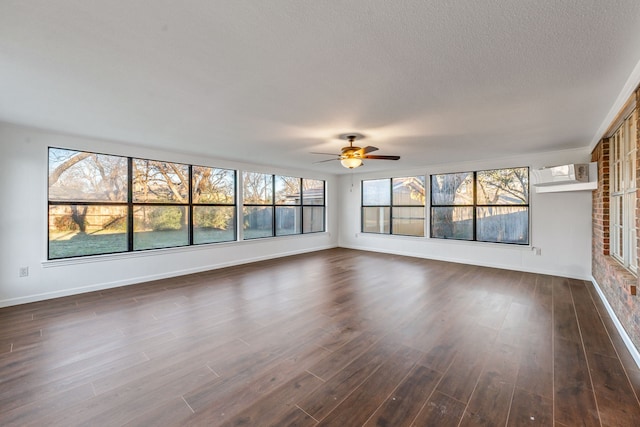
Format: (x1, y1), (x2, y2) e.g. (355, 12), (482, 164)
(242, 173), (326, 240)
(610, 109), (638, 274)
(48, 148), (132, 259)
(430, 167), (530, 245)
(191, 165), (237, 245)
(360, 176), (426, 237)
(50, 148), (247, 259)
(130, 158), (191, 251)
(49, 149), (326, 259)
(242, 172), (276, 239)
(301, 178), (326, 234)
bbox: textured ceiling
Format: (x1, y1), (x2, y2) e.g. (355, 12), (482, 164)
(2, 1), (640, 174)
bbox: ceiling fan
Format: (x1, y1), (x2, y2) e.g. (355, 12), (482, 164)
(312, 133), (400, 169)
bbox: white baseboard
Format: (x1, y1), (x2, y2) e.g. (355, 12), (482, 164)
(591, 276), (640, 370)
(0, 244), (338, 308)
(340, 243), (591, 280)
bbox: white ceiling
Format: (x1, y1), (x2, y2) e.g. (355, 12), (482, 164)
(2, 1), (640, 174)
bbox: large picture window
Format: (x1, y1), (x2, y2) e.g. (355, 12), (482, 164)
(49, 149), (324, 258)
(611, 109), (638, 274)
(243, 173), (326, 239)
(361, 176), (425, 236)
(431, 168), (529, 244)
(48, 148), (237, 259)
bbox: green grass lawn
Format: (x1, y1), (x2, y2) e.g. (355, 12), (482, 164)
(49, 228), (236, 259)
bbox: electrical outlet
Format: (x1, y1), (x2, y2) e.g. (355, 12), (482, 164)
(19, 267), (29, 277)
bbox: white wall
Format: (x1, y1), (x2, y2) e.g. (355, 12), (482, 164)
(338, 148), (593, 280)
(0, 120), (593, 308)
(0, 122), (339, 307)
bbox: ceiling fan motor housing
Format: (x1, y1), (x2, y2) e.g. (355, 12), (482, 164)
(341, 146), (362, 157)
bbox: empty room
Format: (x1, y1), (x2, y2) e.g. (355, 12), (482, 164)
(2, 1), (640, 426)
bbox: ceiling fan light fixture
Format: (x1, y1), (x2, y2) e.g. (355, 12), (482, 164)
(311, 133), (398, 168)
(341, 157), (363, 169)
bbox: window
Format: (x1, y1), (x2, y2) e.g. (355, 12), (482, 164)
(243, 173), (326, 239)
(48, 149), (129, 259)
(49, 149), (324, 258)
(302, 178), (325, 233)
(361, 176), (425, 236)
(243, 172), (275, 239)
(48, 148), (237, 259)
(431, 168), (529, 244)
(275, 176), (301, 236)
(132, 159), (189, 250)
(192, 166), (236, 244)
(611, 109), (638, 274)
(392, 177), (426, 236)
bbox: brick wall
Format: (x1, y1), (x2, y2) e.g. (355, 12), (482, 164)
(592, 87), (640, 353)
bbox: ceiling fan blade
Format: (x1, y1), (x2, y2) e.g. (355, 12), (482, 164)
(310, 152), (340, 156)
(363, 146), (379, 154)
(362, 155), (400, 160)
(356, 146), (378, 156)
(313, 158), (339, 163)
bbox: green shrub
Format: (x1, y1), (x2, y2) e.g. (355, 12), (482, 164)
(194, 208), (232, 230)
(149, 207), (183, 231)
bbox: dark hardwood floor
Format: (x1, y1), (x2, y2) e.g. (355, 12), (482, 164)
(1, 248), (640, 426)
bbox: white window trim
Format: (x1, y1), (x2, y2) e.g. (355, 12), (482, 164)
(610, 109), (638, 275)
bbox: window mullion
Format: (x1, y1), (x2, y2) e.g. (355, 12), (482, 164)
(299, 178), (304, 234)
(473, 171), (477, 241)
(272, 175), (276, 237)
(127, 157), (134, 252)
(389, 178), (393, 235)
(188, 165), (193, 246)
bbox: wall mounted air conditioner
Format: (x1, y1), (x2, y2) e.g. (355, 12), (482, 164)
(533, 163), (589, 186)
(532, 162), (597, 193)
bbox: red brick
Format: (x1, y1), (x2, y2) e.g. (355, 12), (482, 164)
(592, 88), (640, 354)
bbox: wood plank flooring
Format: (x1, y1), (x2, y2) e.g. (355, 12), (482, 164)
(1, 248), (640, 426)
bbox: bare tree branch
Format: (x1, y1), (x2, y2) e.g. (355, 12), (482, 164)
(49, 151), (92, 186)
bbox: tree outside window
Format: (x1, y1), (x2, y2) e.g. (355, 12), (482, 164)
(431, 168), (529, 244)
